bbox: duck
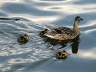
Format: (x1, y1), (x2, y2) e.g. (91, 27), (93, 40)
(48, 47), (69, 60)
(17, 34), (29, 45)
(40, 16), (83, 42)
(56, 50), (69, 60)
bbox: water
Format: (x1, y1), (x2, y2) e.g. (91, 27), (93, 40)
(0, 0), (96, 72)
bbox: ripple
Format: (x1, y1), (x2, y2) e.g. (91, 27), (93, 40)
(73, 0), (96, 5)
(1, 3), (58, 16)
(0, 0), (96, 72)
(32, 0), (73, 3)
(78, 48), (96, 60)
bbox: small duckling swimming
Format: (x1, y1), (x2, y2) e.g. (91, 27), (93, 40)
(56, 50), (69, 60)
(17, 34), (29, 45)
(40, 16), (83, 41)
(49, 47), (69, 60)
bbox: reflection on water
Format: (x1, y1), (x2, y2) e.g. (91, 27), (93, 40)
(0, 17), (21, 21)
(0, 0), (96, 72)
(71, 35), (80, 54)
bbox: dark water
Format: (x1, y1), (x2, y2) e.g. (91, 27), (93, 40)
(0, 0), (96, 72)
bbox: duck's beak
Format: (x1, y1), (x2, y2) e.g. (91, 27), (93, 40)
(80, 18), (83, 21)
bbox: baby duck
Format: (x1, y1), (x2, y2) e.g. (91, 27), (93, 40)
(17, 34), (29, 45)
(56, 50), (69, 60)
(40, 16), (83, 41)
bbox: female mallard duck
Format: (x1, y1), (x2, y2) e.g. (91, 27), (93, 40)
(17, 34), (29, 45)
(40, 16), (83, 41)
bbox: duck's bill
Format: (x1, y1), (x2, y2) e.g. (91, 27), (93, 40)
(80, 18), (83, 21)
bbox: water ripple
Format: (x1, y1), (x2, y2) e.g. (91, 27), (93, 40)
(0, 0), (96, 72)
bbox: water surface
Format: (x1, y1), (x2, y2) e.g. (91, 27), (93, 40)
(0, 0), (96, 72)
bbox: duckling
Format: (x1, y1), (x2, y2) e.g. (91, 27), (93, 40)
(48, 46), (69, 60)
(56, 50), (69, 60)
(40, 16), (83, 41)
(17, 34), (29, 45)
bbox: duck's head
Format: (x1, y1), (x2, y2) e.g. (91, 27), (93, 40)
(73, 16), (83, 35)
(75, 16), (83, 21)
(40, 29), (49, 36)
(44, 29), (49, 33)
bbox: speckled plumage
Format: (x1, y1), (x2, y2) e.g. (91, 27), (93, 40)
(40, 16), (83, 41)
(44, 27), (75, 40)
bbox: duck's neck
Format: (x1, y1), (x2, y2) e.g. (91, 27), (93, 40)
(73, 20), (80, 36)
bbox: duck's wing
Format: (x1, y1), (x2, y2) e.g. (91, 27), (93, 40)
(44, 27), (75, 40)
(45, 33), (73, 40)
(54, 27), (74, 35)
(51, 33), (73, 40)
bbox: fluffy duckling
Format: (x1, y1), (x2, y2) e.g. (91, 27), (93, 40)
(56, 50), (69, 60)
(17, 34), (29, 45)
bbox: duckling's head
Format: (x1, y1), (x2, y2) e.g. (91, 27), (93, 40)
(23, 34), (28, 37)
(18, 34), (29, 45)
(75, 16), (83, 21)
(56, 50), (69, 60)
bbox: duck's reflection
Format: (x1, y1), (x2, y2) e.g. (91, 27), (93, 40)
(71, 35), (80, 54)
